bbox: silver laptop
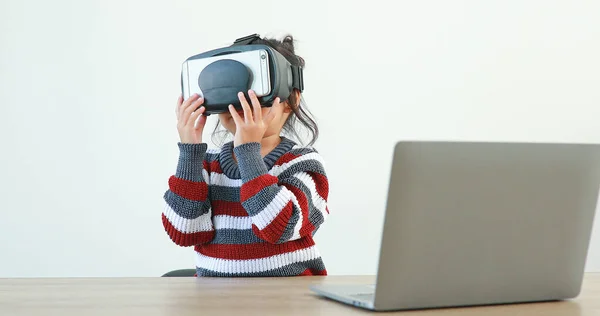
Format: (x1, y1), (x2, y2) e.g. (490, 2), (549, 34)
(310, 141), (600, 311)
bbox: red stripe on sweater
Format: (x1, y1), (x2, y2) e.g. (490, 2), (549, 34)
(283, 183), (316, 237)
(211, 200), (248, 217)
(209, 160), (223, 174)
(168, 176), (208, 201)
(162, 214), (214, 246)
(275, 152), (301, 166)
(311, 173), (329, 200)
(194, 238), (315, 260)
(240, 174), (278, 202)
(252, 200), (295, 243)
(299, 268), (327, 276)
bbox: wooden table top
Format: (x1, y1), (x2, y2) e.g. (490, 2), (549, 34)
(1, 274), (598, 315)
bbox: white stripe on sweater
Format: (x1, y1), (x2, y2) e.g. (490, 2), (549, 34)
(269, 152), (325, 177)
(199, 151), (327, 237)
(288, 172), (327, 240)
(248, 172), (328, 240)
(163, 203), (213, 233)
(213, 215), (252, 230)
(209, 172), (242, 187)
(251, 187), (300, 230)
(202, 169), (210, 184)
(290, 191), (303, 240)
(195, 245), (321, 274)
(293, 172), (328, 218)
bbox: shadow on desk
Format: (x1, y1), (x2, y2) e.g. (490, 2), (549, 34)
(161, 269), (196, 277)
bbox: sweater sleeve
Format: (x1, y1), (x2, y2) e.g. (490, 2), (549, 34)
(234, 142), (330, 244)
(162, 143), (215, 247)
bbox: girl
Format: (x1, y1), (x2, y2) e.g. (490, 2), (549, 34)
(162, 35), (330, 277)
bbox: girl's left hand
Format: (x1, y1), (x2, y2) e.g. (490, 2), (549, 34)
(229, 90), (279, 147)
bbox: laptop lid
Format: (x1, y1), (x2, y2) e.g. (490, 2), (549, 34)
(373, 141), (600, 311)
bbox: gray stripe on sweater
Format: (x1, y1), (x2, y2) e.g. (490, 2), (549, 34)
(234, 142), (269, 182)
(288, 147), (317, 156)
(212, 229), (264, 244)
(239, 165), (326, 239)
(241, 185), (282, 217)
(277, 159), (327, 179)
(210, 185), (241, 202)
(205, 151), (220, 163)
(238, 175), (325, 240)
(175, 143), (208, 182)
(277, 209), (300, 243)
(195, 258), (326, 277)
(278, 176), (326, 230)
(164, 190), (211, 220)
(264, 138), (295, 168)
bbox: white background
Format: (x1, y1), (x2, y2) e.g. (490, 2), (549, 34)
(1, 0), (599, 277)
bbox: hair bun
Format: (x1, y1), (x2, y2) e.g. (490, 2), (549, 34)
(259, 34), (303, 67)
(281, 35), (295, 52)
(283, 35), (294, 44)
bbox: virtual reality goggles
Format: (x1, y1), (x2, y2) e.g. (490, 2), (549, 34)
(181, 34), (305, 115)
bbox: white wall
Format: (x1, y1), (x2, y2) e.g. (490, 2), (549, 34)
(0, 0), (599, 277)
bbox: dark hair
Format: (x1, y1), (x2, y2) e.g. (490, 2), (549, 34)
(211, 35), (319, 147)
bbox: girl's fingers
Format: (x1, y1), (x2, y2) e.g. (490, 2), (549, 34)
(248, 90), (262, 121)
(181, 94), (200, 115)
(264, 98), (282, 123)
(238, 92), (253, 123)
(176, 95), (183, 118)
(195, 114), (207, 130)
(181, 96), (204, 125)
(181, 93), (200, 110)
(228, 104), (243, 125)
(264, 109), (276, 126)
(188, 106), (206, 127)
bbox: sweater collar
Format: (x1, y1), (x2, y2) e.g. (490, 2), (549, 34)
(219, 136), (296, 179)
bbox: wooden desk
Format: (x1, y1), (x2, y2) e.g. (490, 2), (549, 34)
(0, 274), (598, 315)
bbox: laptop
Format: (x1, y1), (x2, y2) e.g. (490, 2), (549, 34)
(310, 141), (600, 311)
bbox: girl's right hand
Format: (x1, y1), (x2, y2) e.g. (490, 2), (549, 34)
(176, 94), (207, 144)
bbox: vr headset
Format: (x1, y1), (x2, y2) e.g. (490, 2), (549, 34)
(181, 34), (304, 115)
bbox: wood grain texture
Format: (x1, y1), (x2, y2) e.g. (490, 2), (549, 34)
(0, 274), (598, 316)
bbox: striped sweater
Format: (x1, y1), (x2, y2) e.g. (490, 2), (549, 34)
(162, 137), (330, 277)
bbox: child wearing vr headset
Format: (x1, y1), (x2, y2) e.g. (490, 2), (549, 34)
(162, 34), (330, 277)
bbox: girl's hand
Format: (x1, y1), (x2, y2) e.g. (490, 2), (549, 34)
(176, 94), (207, 144)
(229, 90), (278, 147)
